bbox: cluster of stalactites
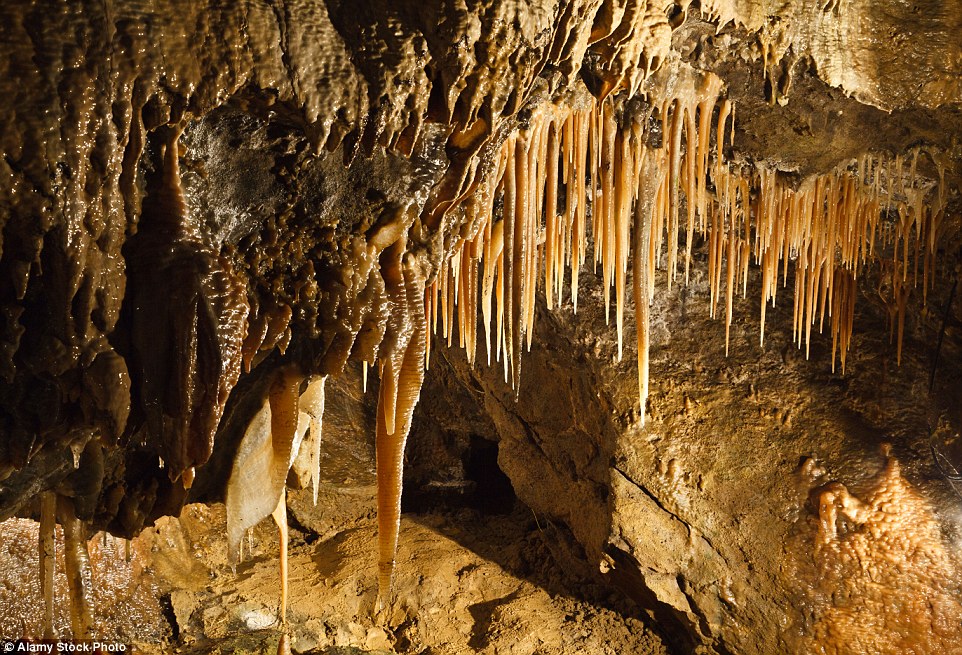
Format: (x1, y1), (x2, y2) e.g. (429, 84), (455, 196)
(34, 493), (97, 641)
(372, 247), (428, 607)
(426, 72), (730, 423)
(752, 150), (947, 371)
(223, 243), (428, 615)
(220, 77), (949, 622)
(334, 126), (945, 618)
(426, 75), (948, 421)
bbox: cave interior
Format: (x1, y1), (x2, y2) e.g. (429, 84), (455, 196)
(1, 0), (962, 653)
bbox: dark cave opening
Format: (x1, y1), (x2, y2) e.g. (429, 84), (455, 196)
(401, 435), (516, 516)
(462, 435), (516, 516)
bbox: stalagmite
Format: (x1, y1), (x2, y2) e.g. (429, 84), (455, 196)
(59, 497), (94, 639)
(39, 491), (57, 640)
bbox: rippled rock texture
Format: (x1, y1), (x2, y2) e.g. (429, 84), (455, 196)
(0, 0), (678, 535)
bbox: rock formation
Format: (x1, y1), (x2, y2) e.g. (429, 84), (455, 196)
(0, 0), (960, 652)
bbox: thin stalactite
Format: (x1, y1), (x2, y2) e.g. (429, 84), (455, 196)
(59, 497), (94, 640)
(39, 491), (57, 640)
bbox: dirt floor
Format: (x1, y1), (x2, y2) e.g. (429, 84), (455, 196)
(0, 494), (671, 655)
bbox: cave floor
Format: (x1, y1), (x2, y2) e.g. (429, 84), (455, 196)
(0, 499), (671, 655)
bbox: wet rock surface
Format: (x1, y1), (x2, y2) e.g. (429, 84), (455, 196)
(0, 518), (169, 646)
(0, 0), (959, 532)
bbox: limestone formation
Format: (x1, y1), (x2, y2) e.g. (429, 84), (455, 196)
(0, 0), (960, 652)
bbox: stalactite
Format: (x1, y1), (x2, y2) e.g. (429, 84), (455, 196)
(571, 108), (590, 313)
(59, 497), (94, 640)
(510, 134), (528, 393)
(614, 126), (631, 360)
(830, 269), (857, 374)
(408, 73), (944, 453)
(375, 253), (427, 608)
(39, 491), (57, 640)
(300, 376), (327, 506)
(633, 125), (658, 427)
(545, 123), (561, 312)
(725, 173), (737, 356)
(666, 98), (684, 292)
(272, 488), (291, 655)
(225, 366), (309, 560)
(502, 134), (518, 386)
(128, 125), (249, 483)
(600, 100), (617, 322)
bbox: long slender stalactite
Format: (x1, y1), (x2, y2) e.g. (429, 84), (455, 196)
(59, 498), (94, 640)
(375, 248), (428, 606)
(39, 491), (57, 640)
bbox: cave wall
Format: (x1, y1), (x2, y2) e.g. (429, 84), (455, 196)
(1, 0), (959, 530)
(427, 242), (962, 653)
(0, 0), (670, 531)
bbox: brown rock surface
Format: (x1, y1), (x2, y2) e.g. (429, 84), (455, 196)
(425, 239), (962, 653)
